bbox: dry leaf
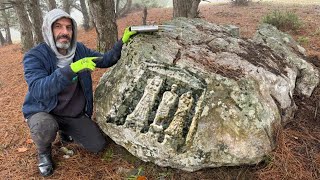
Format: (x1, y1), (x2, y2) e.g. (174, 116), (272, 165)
(26, 139), (33, 144)
(17, 147), (28, 153)
(137, 176), (147, 180)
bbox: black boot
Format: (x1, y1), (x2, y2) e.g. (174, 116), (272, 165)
(38, 153), (54, 177)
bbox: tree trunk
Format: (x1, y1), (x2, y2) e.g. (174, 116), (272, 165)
(12, 0), (34, 52)
(27, 0), (44, 45)
(80, 0), (90, 31)
(88, 1), (95, 28)
(63, 0), (72, 14)
(46, 0), (57, 10)
(142, 6), (147, 25)
(4, 16), (12, 45)
(88, 0), (117, 52)
(116, 0), (132, 18)
(188, 0), (201, 18)
(0, 4), (12, 44)
(232, 0), (250, 6)
(0, 31), (5, 46)
(173, 0), (200, 18)
(115, 0), (120, 14)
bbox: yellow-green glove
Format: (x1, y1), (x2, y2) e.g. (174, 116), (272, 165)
(70, 57), (97, 73)
(122, 27), (137, 44)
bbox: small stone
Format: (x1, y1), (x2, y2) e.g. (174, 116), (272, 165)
(63, 155), (70, 159)
(60, 147), (74, 156)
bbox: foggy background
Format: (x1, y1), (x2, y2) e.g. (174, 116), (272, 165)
(1, 0), (229, 42)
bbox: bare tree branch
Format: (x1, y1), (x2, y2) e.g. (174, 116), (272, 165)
(0, 6), (12, 10)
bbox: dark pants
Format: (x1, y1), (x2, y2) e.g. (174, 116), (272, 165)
(27, 112), (106, 154)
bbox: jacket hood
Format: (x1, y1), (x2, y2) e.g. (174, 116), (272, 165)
(42, 9), (77, 67)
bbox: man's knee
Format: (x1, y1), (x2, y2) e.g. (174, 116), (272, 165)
(27, 112), (59, 144)
(86, 137), (107, 153)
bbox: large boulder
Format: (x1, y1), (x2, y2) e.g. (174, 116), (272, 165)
(94, 18), (319, 172)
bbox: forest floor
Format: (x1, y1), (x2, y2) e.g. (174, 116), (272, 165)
(1, 1), (320, 179)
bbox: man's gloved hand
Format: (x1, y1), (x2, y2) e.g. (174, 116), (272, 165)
(70, 57), (97, 73)
(122, 27), (137, 44)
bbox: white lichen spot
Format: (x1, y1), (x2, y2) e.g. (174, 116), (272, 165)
(247, 109), (256, 118)
(201, 106), (209, 117)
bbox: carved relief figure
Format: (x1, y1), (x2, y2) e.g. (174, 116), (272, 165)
(164, 91), (194, 139)
(149, 84), (179, 133)
(185, 91), (206, 147)
(125, 76), (163, 130)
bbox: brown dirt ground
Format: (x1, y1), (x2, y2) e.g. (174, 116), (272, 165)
(1, 2), (320, 179)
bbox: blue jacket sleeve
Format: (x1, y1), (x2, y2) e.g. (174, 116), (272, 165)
(80, 40), (123, 68)
(23, 53), (75, 101)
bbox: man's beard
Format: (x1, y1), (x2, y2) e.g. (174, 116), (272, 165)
(55, 34), (71, 50)
(56, 41), (70, 49)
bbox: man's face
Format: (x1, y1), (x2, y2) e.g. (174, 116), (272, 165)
(52, 17), (73, 50)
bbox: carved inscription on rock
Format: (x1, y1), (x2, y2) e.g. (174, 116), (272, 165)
(112, 75), (204, 151)
(124, 76), (163, 131)
(149, 84), (179, 133)
(163, 91), (194, 149)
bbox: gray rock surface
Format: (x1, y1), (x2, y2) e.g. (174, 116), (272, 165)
(94, 18), (319, 171)
(253, 23), (319, 97)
